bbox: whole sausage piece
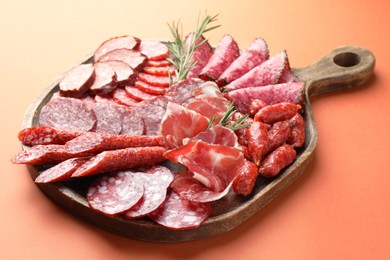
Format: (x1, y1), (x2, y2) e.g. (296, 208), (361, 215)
(247, 121), (270, 166)
(267, 120), (292, 153)
(258, 144), (296, 178)
(287, 113), (306, 148)
(254, 102), (300, 125)
(232, 159), (259, 196)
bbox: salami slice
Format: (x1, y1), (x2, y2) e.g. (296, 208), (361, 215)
(71, 146), (167, 177)
(17, 126), (82, 146)
(92, 102), (123, 134)
(39, 97), (97, 132)
(146, 59), (172, 67)
(132, 103), (166, 135)
(59, 63), (95, 98)
(94, 35), (141, 62)
(164, 78), (205, 105)
(124, 165), (174, 218)
(138, 40), (169, 61)
(134, 81), (167, 95)
(119, 107), (145, 135)
(100, 60), (138, 85)
(89, 62), (117, 95)
(98, 48), (147, 71)
(224, 81), (305, 114)
(125, 85), (159, 101)
(199, 34), (240, 81)
(147, 190), (211, 230)
(138, 72), (171, 88)
(185, 33), (214, 79)
(87, 170), (144, 215)
(111, 87), (139, 107)
(223, 51), (288, 92)
(142, 66), (176, 76)
(35, 157), (90, 183)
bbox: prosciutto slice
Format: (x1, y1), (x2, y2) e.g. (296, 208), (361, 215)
(158, 102), (209, 148)
(164, 140), (245, 192)
(183, 124), (238, 148)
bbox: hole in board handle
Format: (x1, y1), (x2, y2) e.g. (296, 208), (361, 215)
(333, 52), (360, 67)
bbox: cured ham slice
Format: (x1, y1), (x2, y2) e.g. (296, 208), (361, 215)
(87, 170), (144, 215)
(124, 165), (174, 218)
(223, 51), (288, 92)
(224, 81), (305, 114)
(147, 190), (211, 230)
(199, 34), (240, 81)
(164, 140), (245, 192)
(183, 124), (238, 148)
(159, 102), (209, 148)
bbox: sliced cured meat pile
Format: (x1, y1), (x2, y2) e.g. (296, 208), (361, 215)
(13, 33), (308, 230)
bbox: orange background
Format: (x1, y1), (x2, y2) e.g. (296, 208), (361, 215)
(1, 0), (390, 259)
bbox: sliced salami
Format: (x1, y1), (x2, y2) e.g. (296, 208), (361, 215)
(164, 78), (205, 105)
(119, 107), (145, 135)
(199, 34), (240, 81)
(125, 85), (159, 101)
(35, 157), (90, 183)
(39, 97), (97, 132)
(100, 60), (138, 85)
(91, 102), (123, 134)
(185, 33), (214, 79)
(94, 35), (141, 62)
(71, 146), (167, 177)
(146, 59), (172, 67)
(138, 40), (169, 61)
(89, 62), (117, 95)
(98, 48), (147, 71)
(138, 72), (171, 88)
(59, 63), (95, 98)
(134, 81), (167, 95)
(223, 50), (288, 91)
(124, 165), (174, 218)
(147, 190), (211, 230)
(142, 66), (176, 76)
(111, 87), (139, 107)
(132, 103), (166, 135)
(87, 170), (144, 215)
(17, 126), (82, 146)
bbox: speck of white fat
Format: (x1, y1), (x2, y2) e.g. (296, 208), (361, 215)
(182, 215), (198, 223)
(108, 177), (115, 183)
(98, 185), (108, 194)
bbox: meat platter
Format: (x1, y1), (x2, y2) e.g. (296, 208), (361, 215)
(14, 26), (374, 242)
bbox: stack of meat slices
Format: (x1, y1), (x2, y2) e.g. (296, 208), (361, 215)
(12, 33), (307, 230)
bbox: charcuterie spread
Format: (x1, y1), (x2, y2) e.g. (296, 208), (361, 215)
(12, 14), (308, 232)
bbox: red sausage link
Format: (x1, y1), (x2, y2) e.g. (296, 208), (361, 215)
(267, 120), (292, 153)
(249, 98), (268, 117)
(254, 102), (300, 124)
(287, 113), (306, 147)
(247, 121), (269, 166)
(258, 144), (296, 178)
(232, 159), (259, 196)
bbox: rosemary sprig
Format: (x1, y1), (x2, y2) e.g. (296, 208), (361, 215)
(208, 102), (253, 131)
(166, 13), (220, 84)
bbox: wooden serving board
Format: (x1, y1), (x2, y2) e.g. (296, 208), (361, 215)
(23, 46), (375, 242)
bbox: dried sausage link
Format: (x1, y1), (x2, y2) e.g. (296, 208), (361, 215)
(258, 144), (296, 178)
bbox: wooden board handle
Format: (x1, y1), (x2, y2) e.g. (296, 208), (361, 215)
(292, 46), (375, 96)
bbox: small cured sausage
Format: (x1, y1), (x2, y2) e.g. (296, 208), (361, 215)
(124, 165), (174, 218)
(247, 121), (269, 166)
(232, 159), (259, 196)
(199, 34), (240, 81)
(224, 81), (305, 114)
(35, 157), (90, 183)
(17, 126), (82, 146)
(258, 144), (296, 178)
(218, 38), (269, 86)
(134, 81), (167, 95)
(100, 60), (138, 85)
(185, 33), (214, 79)
(287, 113), (305, 147)
(249, 99), (268, 117)
(254, 102), (300, 125)
(87, 170), (144, 215)
(59, 63), (95, 98)
(94, 35), (141, 62)
(267, 120), (292, 153)
(138, 40), (169, 61)
(98, 48), (147, 71)
(71, 146), (167, 177)
(223, 51), (287, 92)
(147, 190), (211, 230)
(39, 97), (97, 132)
(89, 62), (117, 95)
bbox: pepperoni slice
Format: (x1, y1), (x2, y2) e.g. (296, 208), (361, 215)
(147, 59), (172, 67)
(125, 85), (159, 101)
(138, 40), (169, 61)
(124, 165), (174, 218)
(98, 48), (147, 71)
(94, 35), (141, 62)
(142, 66), (176, 76)
(87, 170), (144, 215)
(134, 81), (167, 95)
(59, 63), (95, 98)
(39, 97), (97, 132)
(147, 190), (211, 230)
(111, 87), (139, 107)
(138, 72), (171, 88)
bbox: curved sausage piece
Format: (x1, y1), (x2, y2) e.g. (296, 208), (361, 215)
(258, 144), (296, 178)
